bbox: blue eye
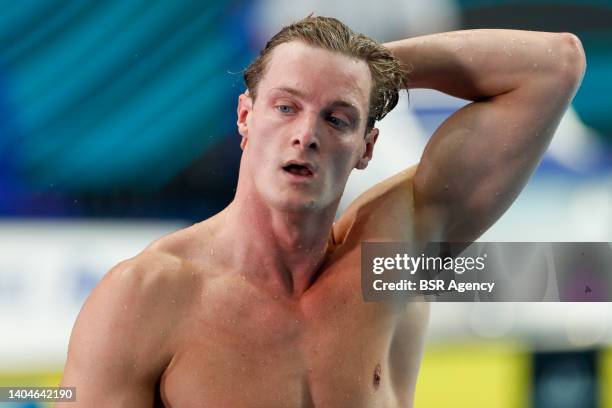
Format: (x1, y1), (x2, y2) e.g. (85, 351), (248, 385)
(277, 105), (294, 114)
(328, 115), (348, 129)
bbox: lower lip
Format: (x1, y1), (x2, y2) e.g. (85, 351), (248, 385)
(282, 169), (315, 182)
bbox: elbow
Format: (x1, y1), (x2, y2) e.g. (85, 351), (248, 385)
(554, 32), (586, 90)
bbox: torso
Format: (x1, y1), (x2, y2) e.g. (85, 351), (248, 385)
(152, 168), (431, 407)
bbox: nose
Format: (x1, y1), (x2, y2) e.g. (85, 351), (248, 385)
(291, 113), (320, 151)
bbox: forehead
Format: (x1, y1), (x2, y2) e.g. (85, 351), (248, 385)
(259, 41), (372, 111)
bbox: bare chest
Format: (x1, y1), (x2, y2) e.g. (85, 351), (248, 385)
(158, 260), (414, 408)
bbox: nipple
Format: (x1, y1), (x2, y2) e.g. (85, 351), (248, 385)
(373, 363), (382, 389)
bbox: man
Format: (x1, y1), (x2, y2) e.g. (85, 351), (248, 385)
(58, 16), (585, 407)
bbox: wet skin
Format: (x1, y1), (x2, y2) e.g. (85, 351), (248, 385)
(150, 41), (431, 407)
(58, 29), (584, 408)
(151, 203), (430, 407)
(59, 42), (430, 408)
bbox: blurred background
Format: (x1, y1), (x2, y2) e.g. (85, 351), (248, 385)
(0, 0), (611, 406)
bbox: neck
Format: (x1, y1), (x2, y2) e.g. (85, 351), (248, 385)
(220, 188), (338, 299)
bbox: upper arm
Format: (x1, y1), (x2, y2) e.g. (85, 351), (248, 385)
(334, 34), (585, 246)
(57, 254), (183, 407)
(413, 34), (585, 241)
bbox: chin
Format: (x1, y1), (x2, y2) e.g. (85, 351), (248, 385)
(262, 189), (324, 212)
(274, 196), (320, 212)
(257, 181), (338, 213)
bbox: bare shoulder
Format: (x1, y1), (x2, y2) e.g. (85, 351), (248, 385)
(58, 243), (199, 406)
(146, 218), (220, 263)
(333, 164), (441, 246)
(103, 247), (197, 310)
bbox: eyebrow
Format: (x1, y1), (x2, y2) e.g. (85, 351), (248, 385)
(270, 86), (362, 122)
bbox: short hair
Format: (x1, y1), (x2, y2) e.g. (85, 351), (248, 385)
(243, 15), (408, 132)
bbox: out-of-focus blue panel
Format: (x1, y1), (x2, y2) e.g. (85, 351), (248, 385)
(572, 34), (612, 139)
(0, 1), (252, 195)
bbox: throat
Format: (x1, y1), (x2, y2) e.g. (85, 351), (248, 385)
(222, 199), (336, 298)
(267, 247), (330, 299)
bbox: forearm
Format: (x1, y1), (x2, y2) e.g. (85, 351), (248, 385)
(384, 29), (585, 101)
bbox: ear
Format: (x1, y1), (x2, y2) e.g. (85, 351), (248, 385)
(355, 127), (379, 170)
(237, 91), (253, 150)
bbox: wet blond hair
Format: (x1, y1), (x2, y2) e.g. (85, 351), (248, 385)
(244, 15), (408, 132)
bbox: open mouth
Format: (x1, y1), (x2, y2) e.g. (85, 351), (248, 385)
(282, 163), (314, 177)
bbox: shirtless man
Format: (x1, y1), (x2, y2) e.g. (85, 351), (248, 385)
(58, 16), (585, 408)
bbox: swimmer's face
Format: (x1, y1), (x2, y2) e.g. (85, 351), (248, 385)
(237, 41), (378, 212)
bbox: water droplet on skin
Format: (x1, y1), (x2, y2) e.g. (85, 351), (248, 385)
(123, 305), (128, 310)
(171, 299), (176, 304)
(547, 48), (552, 53)
(210, 248), (214, 255)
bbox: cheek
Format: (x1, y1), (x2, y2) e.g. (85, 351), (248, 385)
(327, 149), (358, 179)
(248, 143), (279, 178)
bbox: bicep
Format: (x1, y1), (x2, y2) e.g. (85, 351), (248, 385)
(414, 72), (579, 242)
(59, 347), (153, 408)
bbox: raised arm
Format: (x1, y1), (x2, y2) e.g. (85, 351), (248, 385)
(384, 29), (586, 241)
(56, 252), (186, 407)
